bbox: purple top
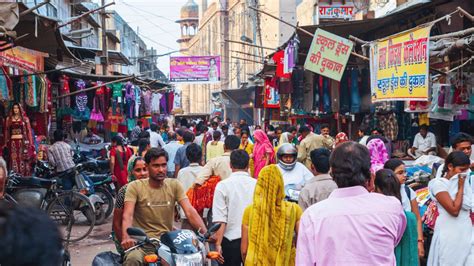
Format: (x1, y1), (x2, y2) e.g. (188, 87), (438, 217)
(296, 186), (406, 266)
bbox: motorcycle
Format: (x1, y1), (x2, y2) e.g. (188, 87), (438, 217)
(84, 172), (115, 220)
(124, 224), (222, 266)
(284, 184), (301, 203)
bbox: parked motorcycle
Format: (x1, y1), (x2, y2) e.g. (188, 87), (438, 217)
(124, 224), (222, 265)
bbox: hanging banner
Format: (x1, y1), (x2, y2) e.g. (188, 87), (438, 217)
(170, 56), (220, 84)
(264, 78), (279, 108)
(370, 25), (432, 102)
(0, 46), (47, 71)
(304, 29), (353, 81)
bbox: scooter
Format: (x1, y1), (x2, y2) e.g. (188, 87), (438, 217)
(125, 224), (222, 266)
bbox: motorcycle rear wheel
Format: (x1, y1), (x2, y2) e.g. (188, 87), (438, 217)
(46, 191), (95, 242)
(94, 187), (114, 219)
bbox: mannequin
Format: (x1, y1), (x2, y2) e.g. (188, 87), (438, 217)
(4, 103), (35, 176)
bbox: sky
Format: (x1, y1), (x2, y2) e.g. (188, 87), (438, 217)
(98, 0), (187, 77)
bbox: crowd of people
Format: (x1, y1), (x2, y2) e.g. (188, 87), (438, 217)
(0, 115), (473, 266)
(105, 117), (473, 266)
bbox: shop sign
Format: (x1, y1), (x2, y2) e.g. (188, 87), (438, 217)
(369, 25), (432, 102)
(319, 5), (355, 20)
(170, 56), (220, 84)
(304, 29), (353, 81)
(0, 46), (47, 71)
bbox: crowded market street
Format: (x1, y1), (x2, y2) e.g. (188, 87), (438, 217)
(1, 1), (474, 266)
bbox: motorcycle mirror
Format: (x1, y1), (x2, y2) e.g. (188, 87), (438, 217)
(127, 227), (148, 242)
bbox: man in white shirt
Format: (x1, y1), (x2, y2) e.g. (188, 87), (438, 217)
(177, 143), (204, 229)
(212, 150), (256, 266)
(277, 144), (313, 191)
(163, 132), (182, 178)
(148, 123), (165, 148)
(408, 125), (437, 159)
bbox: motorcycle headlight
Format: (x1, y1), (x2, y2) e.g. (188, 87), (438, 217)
(173, 253), (203, 265)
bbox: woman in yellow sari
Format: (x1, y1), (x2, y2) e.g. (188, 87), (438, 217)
(240, 130), (255, 177)
(241, 164), (302, 265)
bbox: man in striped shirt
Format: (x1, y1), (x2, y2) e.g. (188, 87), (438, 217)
(48, 130), (76, 189)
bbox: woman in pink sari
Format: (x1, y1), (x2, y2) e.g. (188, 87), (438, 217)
(253, 129), (275, 178)
(367, 138), (389, 191)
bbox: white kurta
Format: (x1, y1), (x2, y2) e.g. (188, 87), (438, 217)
(427, 175), (473, 266)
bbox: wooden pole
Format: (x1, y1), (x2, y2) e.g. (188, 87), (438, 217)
(54, 75), (134, 99)
(249, 6), (369, 61)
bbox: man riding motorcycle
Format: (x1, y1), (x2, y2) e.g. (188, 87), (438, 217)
(276, 144), (313, 200)
(121, 148), (207, 266)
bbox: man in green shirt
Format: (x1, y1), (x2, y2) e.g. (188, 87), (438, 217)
(122, 148), (207, 266)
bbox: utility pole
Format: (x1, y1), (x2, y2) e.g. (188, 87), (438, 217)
(101, 0), (109, 75)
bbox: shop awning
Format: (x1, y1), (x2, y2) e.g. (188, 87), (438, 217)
(66, 45), (132, 65)
(9, 3), (79, 61)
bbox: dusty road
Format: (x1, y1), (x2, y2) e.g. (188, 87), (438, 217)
(68, 217), (117, 265)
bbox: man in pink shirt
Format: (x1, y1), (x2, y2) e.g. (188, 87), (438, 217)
(296, 142), (406, 266)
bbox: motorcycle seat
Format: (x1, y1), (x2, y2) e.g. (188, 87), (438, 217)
(54, 168), (76, 179)
(95, 159), (110, 169)
(88, 174), (111, 183)
(15, 176), (57, 188)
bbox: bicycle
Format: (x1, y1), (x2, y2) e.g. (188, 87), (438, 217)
(6, 172), (96, 242)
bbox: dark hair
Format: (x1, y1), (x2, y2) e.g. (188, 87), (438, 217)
(137, 120), (143, 126)
(144, 148), (169, 164)
(224, 135), (240, 151)
(183, 130), (194, 143)
(222, 125), (229, 131)
(176, 129), (184, 137)
(419, 124), (429, 131)
(137, 138), (150, 156)
(320, 123), (330, 130)
(241, 130), (249, 137)
(371, 127), (384, 135)
(186, 143), (202, 163)
(358, 125), (369, 135)
(442, 151), (471, 176)
(275, 127), (282, 132)
(451, 132), (472, 149)
(130, 156), (145, 169)
(211, 121), (218, 127)
(287, 126), (297, 133)
(330, 142), (371, 188)
(138, 130), (150, 139)
(150, 123), (158, 132)
(168, 132), (176, 141)
(299, 125), (311, 134)
(112, 135), (124, 145)
(53, 129), (64, 142)
(213, 130), (222, 141)
(310, 148), (331, 173)
(268, 125), (275, 131)
(374, 169), (402, 202)
(230, 150), (249, 169)
(0, 203), (62, 266)
(384, 159), (404, 171)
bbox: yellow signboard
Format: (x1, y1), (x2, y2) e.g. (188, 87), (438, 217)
(369, 25), (432, 102)
(304, 29), (353, 81)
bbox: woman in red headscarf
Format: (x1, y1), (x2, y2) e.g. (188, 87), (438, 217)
(253, 129), (275, 178)
(3, 103), (35, 176)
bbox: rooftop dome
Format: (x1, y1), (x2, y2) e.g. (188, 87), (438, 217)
(180, 0), (199, 19)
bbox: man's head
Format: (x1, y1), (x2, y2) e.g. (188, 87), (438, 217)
(186, 143), (202, 164)
(145, 148), (169, 182)
(168, 131), (177, 141)
(288, 126), (297, 137)
(224, 135), (240, 151)
(230, 150), (249, 172)
(239, 119), (246, 125)
(213, 130), (222, 141)
(53, 129), (64, 142)
(330, 142), (371, 188)
(451, 132), (472, 158)
(371, 128), (383, 136)
(310, 148), (331, 175)
(150, 123), (159, 132)
(183, 130), (194, 143)
(277, 144), (297, 171)
(222, 125), (229, 136)
(211, 121), (219, 130)
(136, 120), (143, 128)
(299, 125), (311, 138)
(275, 127), (283, 138)
(320, 124), (330, 137)
(419, 124), (429, 138)
(0, 203), (63, 266)
(176, 129), (184, 142)
(358, 126), (368, 137)
(233, 127), (242, 138)
(138, 130), (150, 139)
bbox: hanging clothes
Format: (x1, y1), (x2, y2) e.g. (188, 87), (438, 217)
(124, 82), (135, 119)
(360, 68), (371, 113)
(331, 79), (340, 113)
(339, 71), (350, 113)
(322, 78), (331, 113)
(24, 71), (37, 107)
(378, 113), (399, 141)
(151, 93), (162, 114)
(350, 69), (361, 113)
(303, 71), (314, 112)
(273, 50), (291, 79)
(313, 75), (320, 111)
(0, 67), (9, 101)
(141, 90), (152, 116)
(134, 86), (141, 117)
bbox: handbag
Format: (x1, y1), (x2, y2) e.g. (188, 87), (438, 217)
(90, 96), (104, 122)
(422, 199), (439, 230)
